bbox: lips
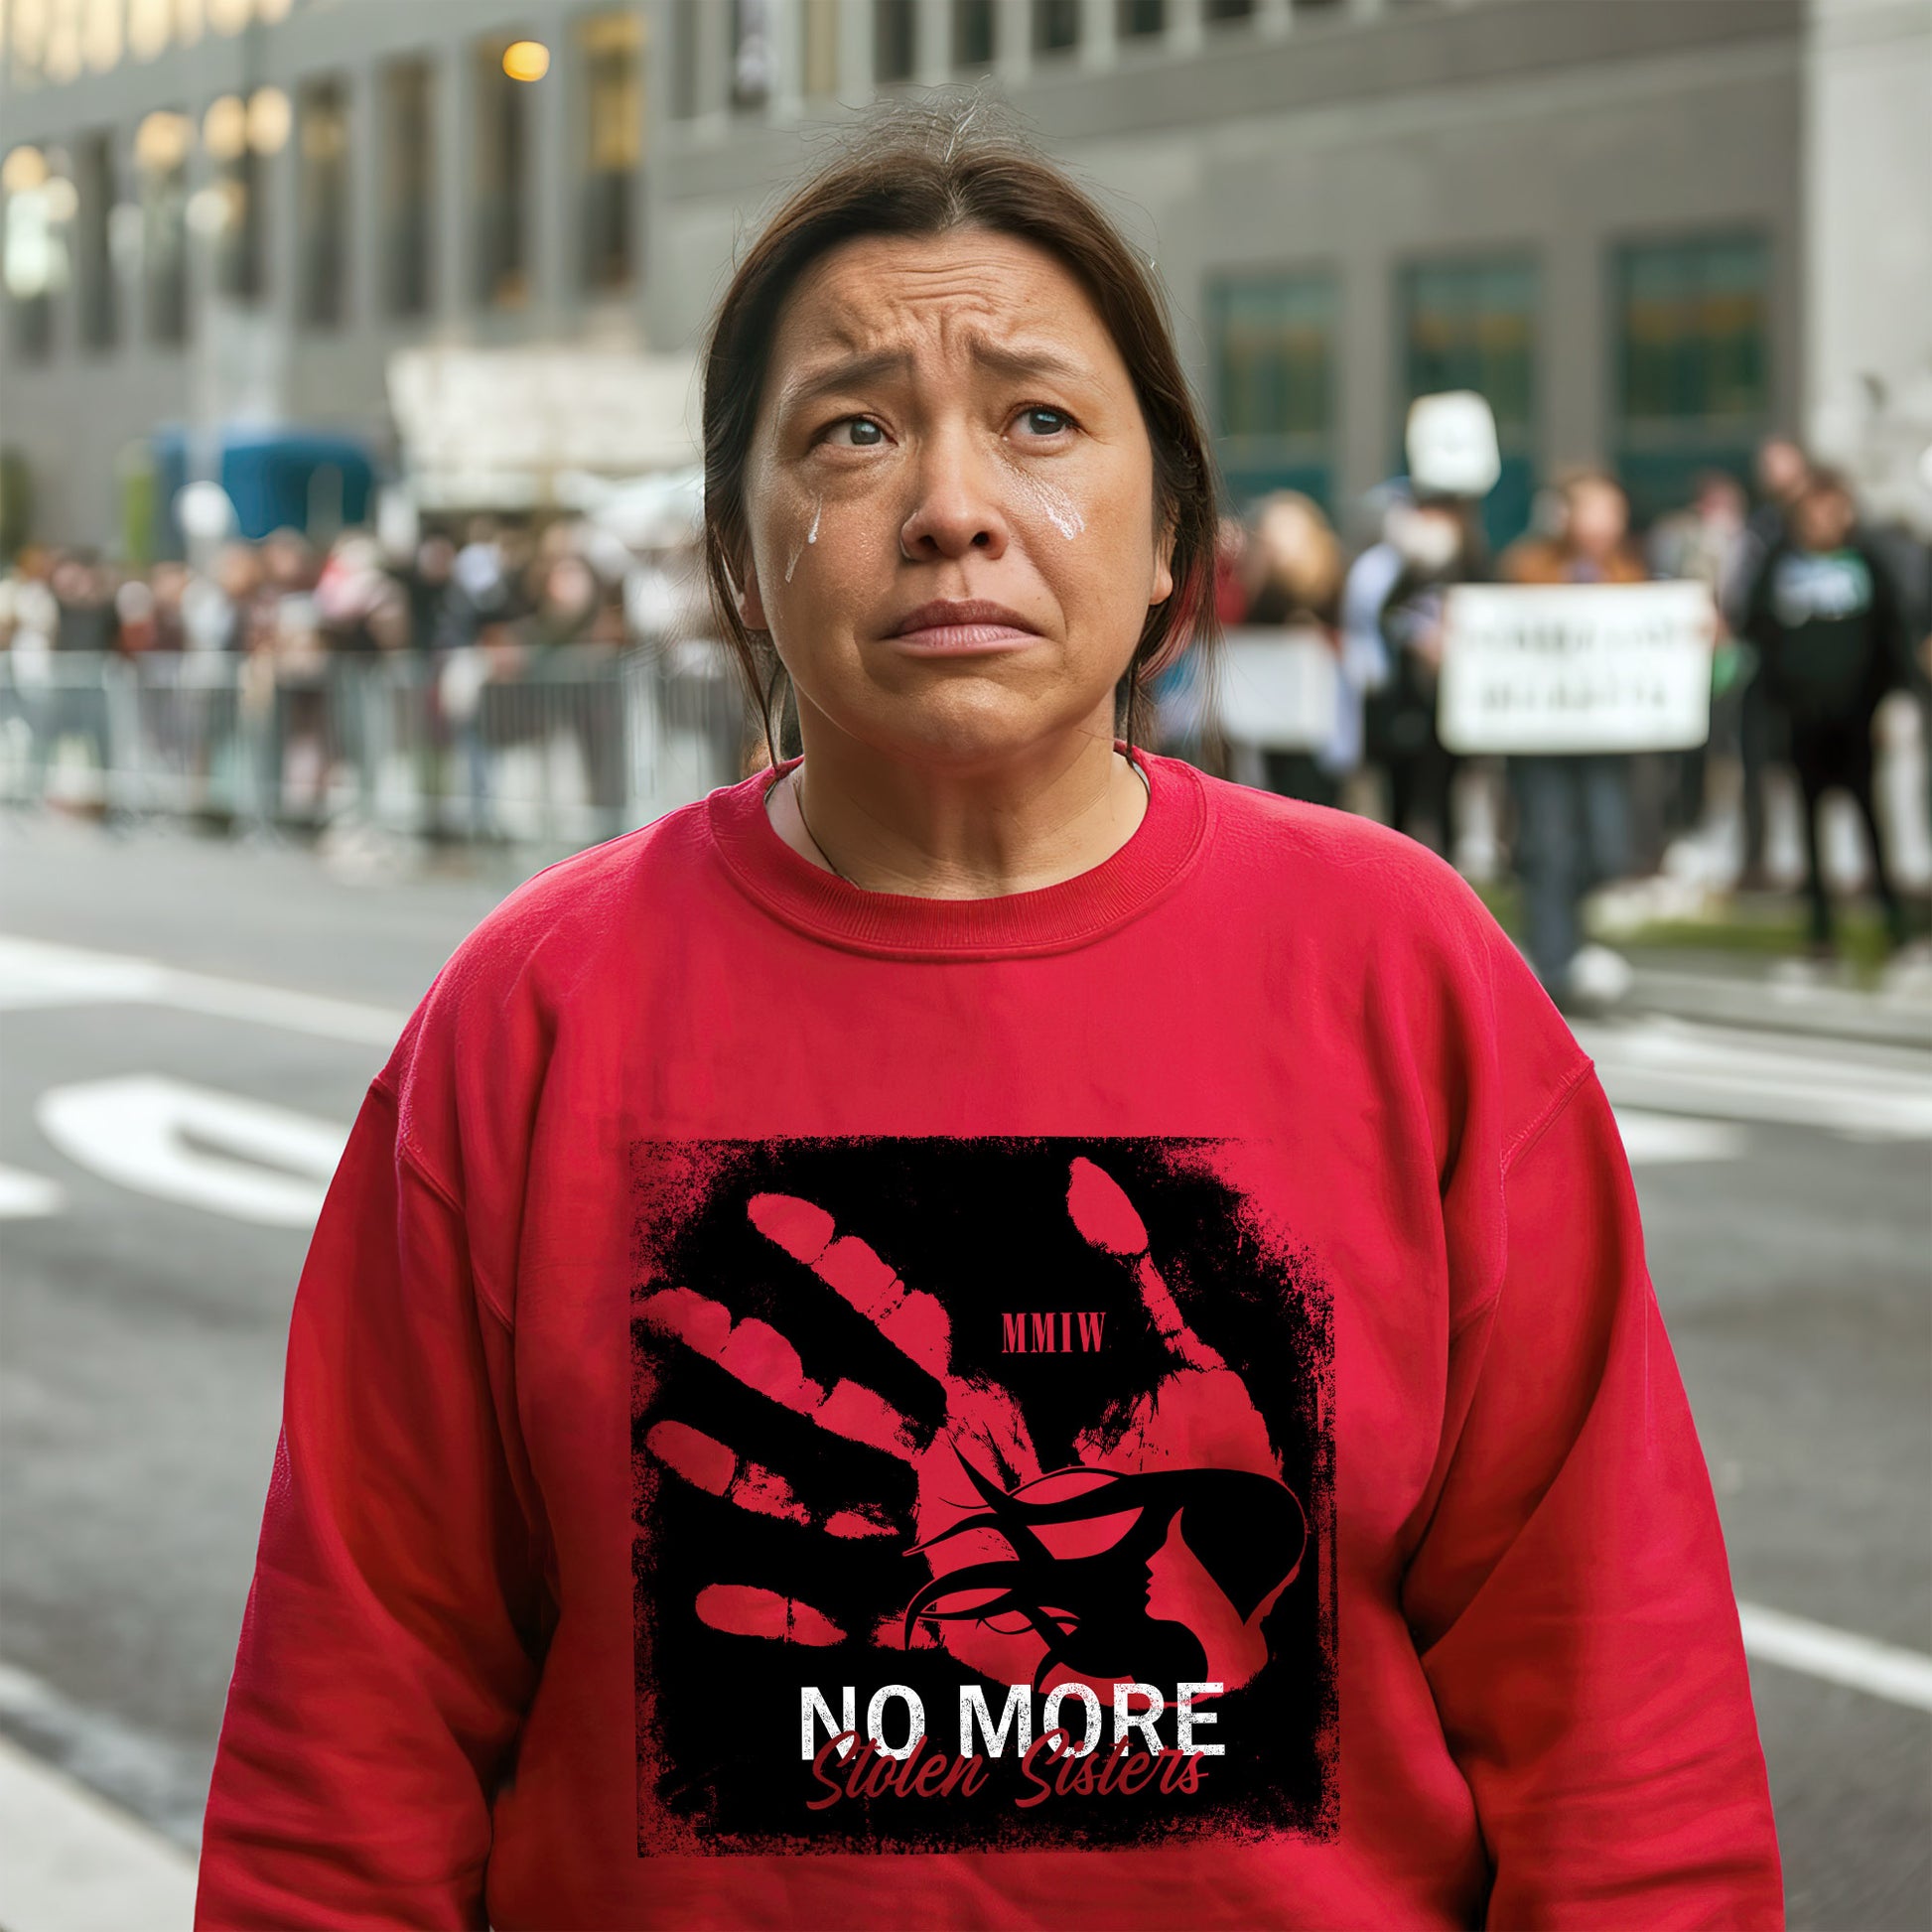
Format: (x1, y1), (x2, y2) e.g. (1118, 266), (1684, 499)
(888, 599), (1043, 654)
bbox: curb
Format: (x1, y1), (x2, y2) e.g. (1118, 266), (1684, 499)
(1623, 964), (1932, 1050)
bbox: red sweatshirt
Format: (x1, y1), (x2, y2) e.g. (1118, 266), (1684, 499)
(198, 750), (1782, 1930)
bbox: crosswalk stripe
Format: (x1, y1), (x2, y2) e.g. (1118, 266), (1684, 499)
(0, 1732), (197, 1932)
(1736, 1601), (1932, 1712)
(0, 934), (406, 1044)
(1578, 1015), (1932, 1140)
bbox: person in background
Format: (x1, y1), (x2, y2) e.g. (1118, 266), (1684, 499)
(315, 532), (410, 656)
(405, 534), (456, 655)
(1362, 489), (1483, 856)
(1741, 467), (1915, 958)
(1650, 470), (1749, 845)
(1337, 484), (1406, 825)
(113, 575), (159, 656)
(1241, 490), (1344, 806)
(1500, 468), (1647, 1010)
(147, 561), (190, 655)
(42, 553), (122, 814)
(1730, 437), (1812, 887)
(51, 551), (120, 655)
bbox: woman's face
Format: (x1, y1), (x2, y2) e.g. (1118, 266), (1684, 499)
(738, 228), (1174, 768)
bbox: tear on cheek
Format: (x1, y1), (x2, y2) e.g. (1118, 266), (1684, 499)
(784, 495), (825, 583)
(1003, 466), (1085, 540)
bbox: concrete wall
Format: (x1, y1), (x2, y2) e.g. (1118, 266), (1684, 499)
(1803, 0), (1932, 531)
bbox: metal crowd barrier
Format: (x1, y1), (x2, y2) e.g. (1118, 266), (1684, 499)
(0, 641), (753, 851)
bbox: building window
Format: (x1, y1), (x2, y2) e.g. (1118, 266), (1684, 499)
(1035, 0), (1080, 55)
(1399, 255), (1539, 545)
(2, 146), (64, 362)
(1119, 0), (1166, 36)
(1208, 269), (1336, 510)
(1613, 232), (1769, 518)
(580, 11), (641, 294)
(801, 0), (841, 94)
(474, 39), (529, 308)
(381, 59), (433, 319)
(732, 0), (770, 108)
(297, 76), (349, 328)
(134, 109), (191, 345)
(43, 0), (82, 82)
(954, 0), (994, 69)
(75, 129), (118, 348)
(670, 0), (701, 118)
(1205, 0), (1254, 22)
(875, 0), (913, 81)
(204, 94), (265, 302)
(128, 0), (172, 62)
(9, 1), (49, 83)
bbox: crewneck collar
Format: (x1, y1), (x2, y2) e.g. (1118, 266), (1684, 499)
(705, 745), (1208, 960)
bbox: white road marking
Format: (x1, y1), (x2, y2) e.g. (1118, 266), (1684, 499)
(37, 1076), (348, 1228)
(1737, 1601), (1932, 1713)
(1579, 1014), (1932, 1141)
(0, 1733), (196, 1932)
(0, 933), (406, 1043)
(1612, 1108), (1749, 1166)
(0, 1164), (67, 1218)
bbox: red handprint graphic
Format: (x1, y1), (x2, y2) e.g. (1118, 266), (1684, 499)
(637, 1154), (1306, 1699)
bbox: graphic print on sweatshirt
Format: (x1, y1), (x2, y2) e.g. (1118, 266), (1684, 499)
(629, 1137), (1336, 1855)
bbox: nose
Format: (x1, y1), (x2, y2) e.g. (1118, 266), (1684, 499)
(898, 425), (1009, 562)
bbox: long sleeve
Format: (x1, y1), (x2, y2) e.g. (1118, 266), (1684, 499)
(196, 1073), (547, 1930)
(1403, 1066), (1783, 1930)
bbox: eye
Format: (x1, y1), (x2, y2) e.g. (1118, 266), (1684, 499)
(1014, 406), (1072, 439)
(824, 416), (886, 448)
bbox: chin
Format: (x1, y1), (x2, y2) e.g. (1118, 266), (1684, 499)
(853, 684), (1108, 769)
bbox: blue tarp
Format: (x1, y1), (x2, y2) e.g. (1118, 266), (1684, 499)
(151, 427), (376, 549)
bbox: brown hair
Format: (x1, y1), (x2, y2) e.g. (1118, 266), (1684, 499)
(700, 98), (1220, 767)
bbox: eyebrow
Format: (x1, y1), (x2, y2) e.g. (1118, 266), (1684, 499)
(773, 339), (1097, 419)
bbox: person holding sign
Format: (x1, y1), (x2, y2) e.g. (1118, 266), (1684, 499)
(1498, 470), (1648, 1008)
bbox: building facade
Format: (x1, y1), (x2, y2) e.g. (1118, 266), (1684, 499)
(2, 0), (1927, 553)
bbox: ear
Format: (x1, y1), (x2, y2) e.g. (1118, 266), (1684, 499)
(1149, 511), (1177, 609)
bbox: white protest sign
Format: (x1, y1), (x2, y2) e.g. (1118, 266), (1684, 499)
(1216, 627), (1340, 752)
(1406, 391), (1501, 499)
(1438, 582), (1716, 755)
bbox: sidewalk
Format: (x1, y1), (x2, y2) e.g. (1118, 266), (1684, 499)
(1619, 947), (1932, 1050)
(1471, 874), (1932, 1048)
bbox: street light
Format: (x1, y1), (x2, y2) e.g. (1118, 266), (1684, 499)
(502, 40), (550, 82)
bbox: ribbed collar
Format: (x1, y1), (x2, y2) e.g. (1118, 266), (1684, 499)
(705, 745), (1208, 960)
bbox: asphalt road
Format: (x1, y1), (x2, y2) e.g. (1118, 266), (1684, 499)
(1, 810), (1927, 1928)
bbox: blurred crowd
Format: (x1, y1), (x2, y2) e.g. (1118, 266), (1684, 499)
(0, 513), (697, 671)
(3, 439), (1930, 1007)
(1170, 437), (1932, 1007)
(0, 508), (716, 837)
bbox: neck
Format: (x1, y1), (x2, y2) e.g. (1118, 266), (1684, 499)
(765, 701), (1150, 898)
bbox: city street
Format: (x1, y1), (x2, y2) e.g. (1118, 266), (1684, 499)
(1, 810), (1928, 1929)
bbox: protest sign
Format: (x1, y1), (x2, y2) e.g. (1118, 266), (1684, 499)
(1438, 581), (1716, 754)
(1216, 627), (1340, 752)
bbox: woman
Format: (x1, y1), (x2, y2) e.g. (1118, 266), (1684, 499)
(1237, 489), (1345, 807)
(198, 108), (1781, 1930)
(1500, 469), (1649, 1008)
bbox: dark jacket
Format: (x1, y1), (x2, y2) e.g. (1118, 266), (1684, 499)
(1741, 537), (1914, 726)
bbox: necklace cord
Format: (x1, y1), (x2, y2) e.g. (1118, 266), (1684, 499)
(790, 766), (852, 884)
